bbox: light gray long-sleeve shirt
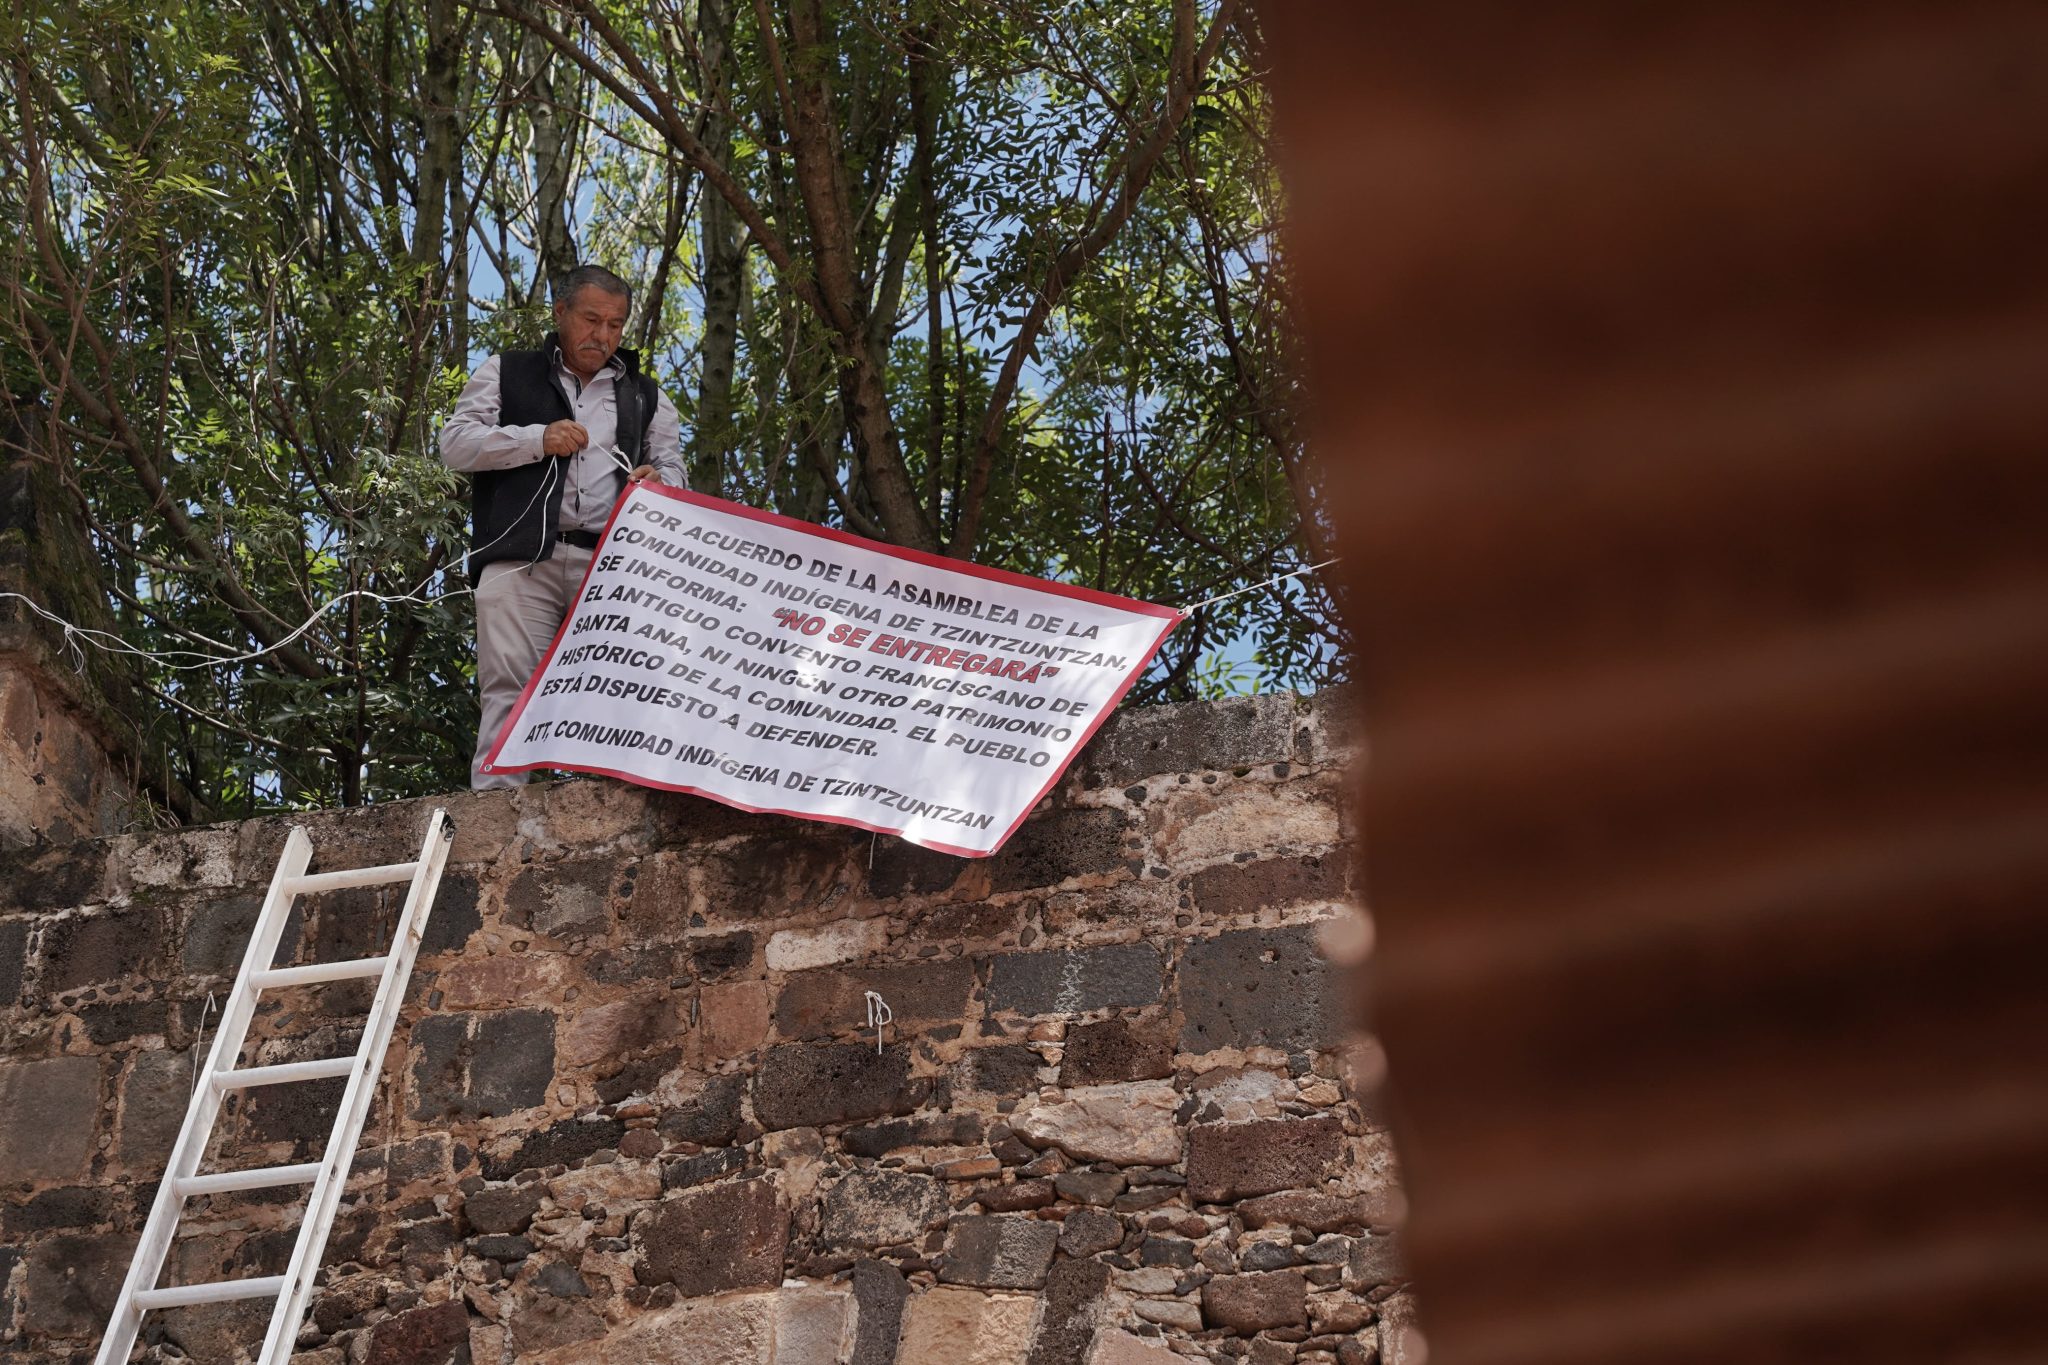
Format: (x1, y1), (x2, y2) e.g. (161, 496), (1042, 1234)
(438, 352), (687, 532)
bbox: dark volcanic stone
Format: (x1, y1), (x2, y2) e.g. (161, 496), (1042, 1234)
(1054, 1170), (1126, 1206)
(1025, 1258), (1113, 1365)
(42, 905), (164, 992)
(1142, 1236), (1198, 1268)
(663, 1146), (747, 1190)
(420, 872), (481, 955)
(1057, 1207), (1124, 1257)
(0, 919), (27, 1005)
(987, 806), (1129, 892)
(974, 1179), (1056, 1212)
(1058, 1015), (1176, 1087)
(939, 1214), (1060, 1289)
(1204, 1270), (1308, 1332)
(411, 1008), (556, 1121)
(1179, 925), (1345, 1054)
(655, 1080), (745, 1154)
(1240, 1240), (1301, 1271)
(985, 944), (1163, 1015)
(636, 1178), (787, 1296)
(481, 1115), (626, 1181)
(821, 1169), (949, 1249)
(773, 959), (975, 1041)
(868, 839), (968, 900)
(1239, 1191), (1398, 1235)
(1349, 1231), (1406, 1287)
(1190, 854), (1348, 921)
(1082, 694), (1293, 785)
(754, 1041), (914, 1130)
(842, 1112), (982, 1158)
(463, 1184), (544, 1235)
(690, 931), (755, 980)
(954, 1044), (1044, 1095)
(1186, 1117), (1345, 1203)
(850, 1259), (910, 1365)
(656, 1074), (744, 1147)
(364, 1299), (470, 1365)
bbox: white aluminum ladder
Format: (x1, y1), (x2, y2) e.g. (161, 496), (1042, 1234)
(96, 807), (456, 1365)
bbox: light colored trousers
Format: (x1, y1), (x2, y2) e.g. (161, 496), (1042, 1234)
(471, 545), (593, 790)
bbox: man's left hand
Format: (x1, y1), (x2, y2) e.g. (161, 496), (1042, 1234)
(628, 464), (657, 483)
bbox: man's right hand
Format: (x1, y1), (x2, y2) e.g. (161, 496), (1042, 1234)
(542, 420), (589, 456)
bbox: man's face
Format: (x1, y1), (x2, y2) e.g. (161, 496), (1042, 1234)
(555, 286), (630, 379)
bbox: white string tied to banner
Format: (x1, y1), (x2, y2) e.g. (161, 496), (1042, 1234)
(864, 990), (893, 1055)
(1179, 557), (1339, 617)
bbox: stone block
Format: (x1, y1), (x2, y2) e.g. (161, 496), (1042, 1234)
(1378, 1292), (1420, 1365)
(986, 943), (1164, 1015)
(41, 904), (164, 992)
(1348, 1232), (1406, 1288)
(0, 1055), (99, 1183)
(987, 806), (1129, 892)
(1010, 1080), (1184, 1165)
(1090, 1329), (1204, 1363)
(534, 1290), (776, 1364)
(772, 957), (974, 1041)
(1241, 1191), (1399, 1236)
(821, 1169), (950, 1249)
(20, 1231), (127, 1337)
(690, 930), (756, 980)
(409, 1008), (555, 1121)
(463, 1183), (544, 1235)
(775, 1286), (853, 1365)
(754, 1041), (914, 1131)
(1058, 1207), (1125, 1257)
(364, 1299), (470, 1365)
(896, 1286), (1037, 1365)
(0, 839), (105, 913)
(699, 978), (771, 1060)
(0, 917), (27, 1004)
(1178, 925), (1346, 1054)
(867, 839), (968, 900)
(657, 1073), (744, 1147)
(956, 1043), (1045, 1095)
(481, 1115), (626, 1181)
(1203, 1271), (1308, 1332)
(503, 857), (619, 939)
(1189, 853), (1349, 921)
(557, 991), (683, 1069)
(851, 1259), (912, 1365)
(635, 1177), (786, 1296)
(1083, 694), (1294, 784)
(939, 1214), (1061, 1289)
(841, 1111), (983, 1158)
(416, 869), (481, 958)
(765, 918), (888, 972)
(1059, 1015), (1176, 1087)
(1186, 1117), (1345, 1203)
(1025, 1257), (1113, 1365)
(114, 1047), (192, 1172)
(509, 1295), (608, 1356)
(433, 952), (570, 1012)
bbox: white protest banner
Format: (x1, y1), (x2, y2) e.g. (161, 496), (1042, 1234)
(482, 484), (1181, 856)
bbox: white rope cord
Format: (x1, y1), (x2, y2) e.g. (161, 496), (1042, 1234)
(0, 581), (471, 673)
(1180, 557), (1338, 617)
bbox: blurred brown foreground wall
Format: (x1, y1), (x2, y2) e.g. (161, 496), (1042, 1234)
(1261, 4), (2048, 1363)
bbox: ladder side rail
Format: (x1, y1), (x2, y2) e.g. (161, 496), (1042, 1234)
(258, 808), (454, 1365)
(95, 827), (316, 1365)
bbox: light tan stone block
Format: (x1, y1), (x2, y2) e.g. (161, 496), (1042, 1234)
(896, 1287), (1037, 1365)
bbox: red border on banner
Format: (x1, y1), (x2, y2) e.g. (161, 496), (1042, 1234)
(479, 483), (1183, 857)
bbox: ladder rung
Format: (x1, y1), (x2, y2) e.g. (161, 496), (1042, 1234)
(133, 1275), (286, 1310)
(173, 1162), (323, 1198)
(252, 957), (388, 990)
(283, 860), (418, 895)
(213, 1057), (355, 1092)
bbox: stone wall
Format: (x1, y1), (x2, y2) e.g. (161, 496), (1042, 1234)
(0, 692), (1409, 1365)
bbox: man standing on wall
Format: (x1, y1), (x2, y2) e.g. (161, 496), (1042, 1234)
(440, 265), (687, 789)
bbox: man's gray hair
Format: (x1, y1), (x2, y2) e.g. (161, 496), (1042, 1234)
(554, 264), (633, 311)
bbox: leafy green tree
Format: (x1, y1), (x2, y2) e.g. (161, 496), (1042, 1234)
(0, 0), (1340, 820)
